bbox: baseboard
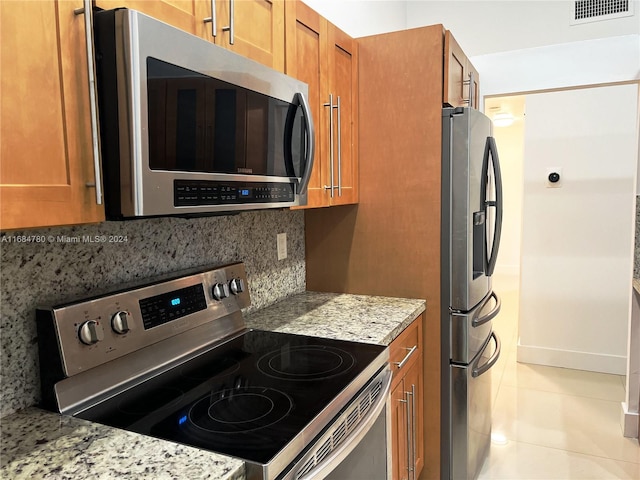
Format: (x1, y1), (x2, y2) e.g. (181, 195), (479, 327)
(620, 402), (639, 438)
(517, 342), (627, 375)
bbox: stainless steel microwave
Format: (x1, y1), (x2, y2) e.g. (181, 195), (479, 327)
(93, 9), (314, 218)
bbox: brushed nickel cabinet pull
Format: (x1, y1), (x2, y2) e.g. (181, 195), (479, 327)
(74, 0), (103, 205)
(203, 0), (217, 37)
(393, 345), (417, 369)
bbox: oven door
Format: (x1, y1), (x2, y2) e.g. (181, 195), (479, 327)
(280, 367), (392, 480)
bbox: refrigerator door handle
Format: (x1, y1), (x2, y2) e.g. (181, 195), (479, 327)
(484, 136), (503, 277)
(472, 291), (501, 328)
(472, 332), (501, 378)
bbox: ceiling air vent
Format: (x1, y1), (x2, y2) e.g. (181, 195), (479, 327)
(571, 0), (633, 24)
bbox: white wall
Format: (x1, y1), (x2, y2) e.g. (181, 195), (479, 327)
(301, 0), (407, 37)
(405, 0), (640, 56)
(517, 84), (639, 375)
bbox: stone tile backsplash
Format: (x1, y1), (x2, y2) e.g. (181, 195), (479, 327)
(0, 210), (305, 417)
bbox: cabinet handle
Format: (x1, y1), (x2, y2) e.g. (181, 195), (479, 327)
(404, 390), (412, 479)
(323, 94), (335, 198)
(222, 0), (234, 45)
(336, 96), (342, 196)
(74, 0), (103, 205)
(203, 0), (217, 37)
(463, 71), (475, 108)
(410, 384), (417, 480)
(393, 345), (417, 369)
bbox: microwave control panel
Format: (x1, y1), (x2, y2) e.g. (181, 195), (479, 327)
(174, 180), (295, 206)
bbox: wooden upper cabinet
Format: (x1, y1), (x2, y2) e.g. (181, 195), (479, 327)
(444, 30), (480, 109)
(195, 0), (285, 72)
(285, 1), (358, 208)
(0, 0), (105, 230)
(95, 0), (200, 33)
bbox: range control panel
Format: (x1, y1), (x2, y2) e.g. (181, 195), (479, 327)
(39, 263), (250, 376)
(174, 180), (295, 206)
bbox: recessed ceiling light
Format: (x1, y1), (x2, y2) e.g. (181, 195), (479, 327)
(493, 113), (515, 128)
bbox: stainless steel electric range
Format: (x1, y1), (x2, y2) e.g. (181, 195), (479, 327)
(36, 263), (390, 480)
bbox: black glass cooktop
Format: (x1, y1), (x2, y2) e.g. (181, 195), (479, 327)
(78, 330), (385, 464)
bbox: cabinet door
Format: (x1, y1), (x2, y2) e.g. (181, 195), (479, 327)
(0, 0), (105, 230)
(196, 0), (285, 72)
(404, 356), (425, 478)
(325, 24), (358, 206)
(285, 1), (326, 208)
(391, 379), (410, 480)
(444, 30), (479, 109)
(95, 0), (199, 33)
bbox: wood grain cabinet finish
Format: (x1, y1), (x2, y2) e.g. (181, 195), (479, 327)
(96, 0), (285, 72)
(305, 25), (446, 479)
(444, 30), (479, 109)
(1, 0), (105, 230)
(390, 316), (424, 480)
(195, 0), (285, 72)
(95, 0), (200, 33)
(285, 1), (358, 208)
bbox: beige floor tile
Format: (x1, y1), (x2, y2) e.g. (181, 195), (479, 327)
(501, 360), (626, 402)
(478, 440), (640, 479)
(491, 385), (640, 464)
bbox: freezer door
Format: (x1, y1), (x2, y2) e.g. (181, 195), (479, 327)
(451, 291), (501, 364)
(450, 332), (501, 480)
(443, 108), (502, 312)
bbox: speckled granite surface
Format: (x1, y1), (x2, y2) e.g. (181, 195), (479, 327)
(0, 407), (244, 480)
(244, 291), (426, 346)
(0, 210), (304, 417)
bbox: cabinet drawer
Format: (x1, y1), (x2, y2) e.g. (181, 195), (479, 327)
(390, 317), (422, 384)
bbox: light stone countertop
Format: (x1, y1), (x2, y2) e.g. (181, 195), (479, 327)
(1, 291), (425, 479)
(0, 407), (244, 480)
(244, 291), (427, 346)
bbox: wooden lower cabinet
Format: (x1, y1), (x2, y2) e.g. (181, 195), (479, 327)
(389, 317), (424, 480)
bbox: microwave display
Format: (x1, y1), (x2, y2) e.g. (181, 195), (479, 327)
(147, 58), (305, 178)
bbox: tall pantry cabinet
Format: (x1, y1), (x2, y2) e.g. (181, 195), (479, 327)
(305, 25), (446, 480)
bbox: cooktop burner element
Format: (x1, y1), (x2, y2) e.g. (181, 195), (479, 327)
(187, 387), (293, 434)
(257, 345), (355, 381)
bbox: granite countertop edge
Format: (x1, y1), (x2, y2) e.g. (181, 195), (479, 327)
(1, 291), (426, 479)
(245, 290), (427, 346)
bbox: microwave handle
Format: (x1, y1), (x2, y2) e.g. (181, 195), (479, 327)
(297, 92), (315, 196)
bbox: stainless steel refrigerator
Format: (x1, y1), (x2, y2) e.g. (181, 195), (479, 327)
(441, 107), (503, 480)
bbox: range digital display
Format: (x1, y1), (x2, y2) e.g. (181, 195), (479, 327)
(139, 284), (207, 330)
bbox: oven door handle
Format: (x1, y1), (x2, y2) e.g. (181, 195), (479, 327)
(296, 368), (392, 480)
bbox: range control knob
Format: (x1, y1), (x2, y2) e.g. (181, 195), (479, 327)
(212, 282), (230, 301)
(111, 311), (131, 334)
(229, 278), (245, 295)
(78, 320), (104, 345)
